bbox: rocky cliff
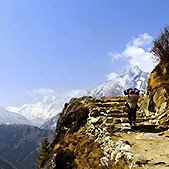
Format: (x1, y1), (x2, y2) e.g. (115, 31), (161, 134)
(38, 62), (169, 169)
(141, 61), (169, 125)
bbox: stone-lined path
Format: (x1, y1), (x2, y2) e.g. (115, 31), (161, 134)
(85, 96), (169, 168)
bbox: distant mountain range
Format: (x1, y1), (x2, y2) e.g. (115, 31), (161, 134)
(38, 66), (149, 130)
(89, 66), (149, 97)
(7, 90), (87, 126)
(0, 107), (33, 126)
(40, 113), (60, 130)
(3, 66), (149, 129)
(0, 124), (53, 169)
(0, 66), (150, 169)
(7, 95), (64, 126)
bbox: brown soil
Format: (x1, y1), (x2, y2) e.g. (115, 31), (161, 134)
(117, 130), (169, 169)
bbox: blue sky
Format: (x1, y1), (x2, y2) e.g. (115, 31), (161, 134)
(0, 0), (169, 107)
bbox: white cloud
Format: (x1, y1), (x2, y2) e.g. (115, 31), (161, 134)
(106, 72), (118, 81)
(63, 89), (87, 98)
(109, 52), (123, 63)
(26, 88), (87, 98)
(26, 88), (56, 95)
(109, 33), (157, 72)
(132, 33), (153, 47)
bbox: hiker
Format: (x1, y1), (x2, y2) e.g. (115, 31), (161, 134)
(124, 88), (140, 126)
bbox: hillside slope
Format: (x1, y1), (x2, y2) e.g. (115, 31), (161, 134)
(39, 96), (168, 168)
(141, 61), (169, 125)
(40, 113), (60, 130)
(38, 62), (169, 169)
(0, 157), (17, 169)
(0, 124), (53, 169)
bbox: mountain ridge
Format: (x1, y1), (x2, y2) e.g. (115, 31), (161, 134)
(39, 66), (149, 130)
(89, 65), (149, 97)
(40, 113), (60, 130)
(0, 124), (53, 169)
(38, 62), (169, 169)
(0, 107), (33, 126)
(7, 90), (87, 126)
(6, 66), (149, 128)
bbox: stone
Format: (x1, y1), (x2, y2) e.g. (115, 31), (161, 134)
(134, 156), (150, 166)
(89, 117), (100, 124)
(159, 102), (167, 113)
(100, 156), (109, 167)
(120, 144), (131, 151)
(158, 112), (167, 119)
(105, 117), (114, 124)
(90, 110), (100, 117)
(136, 133), (160, 140)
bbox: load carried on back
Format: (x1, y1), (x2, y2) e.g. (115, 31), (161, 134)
(124, 88), (140, 126)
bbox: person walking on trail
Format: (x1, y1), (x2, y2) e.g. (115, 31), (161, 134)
(124, 88), (140, 127)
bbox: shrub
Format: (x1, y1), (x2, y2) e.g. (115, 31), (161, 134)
(151, 26), (169, 62)
(38, 137), (51, 168)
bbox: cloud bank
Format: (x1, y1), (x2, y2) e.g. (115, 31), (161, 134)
(63, 89), (87, 98)
(109, 33), (157, 72)
(26, 88), (87, 98)
(26, 88), (56, 96)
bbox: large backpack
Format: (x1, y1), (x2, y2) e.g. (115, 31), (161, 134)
(124, 88), (140, 95)
(124, 88), (140, 109)
(134, 88), (140, 95)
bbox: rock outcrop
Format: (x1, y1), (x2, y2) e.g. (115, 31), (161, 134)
(141, 61), (169, 126)
(38, 62), (169, 169)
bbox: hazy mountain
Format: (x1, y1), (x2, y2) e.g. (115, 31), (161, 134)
(0, 107), (33, 126)
(7, 90), (87, 126)
(6, 66), (148, 127)
(89, 66), (149, 97)
(0, 124), (53, 169)
(40, 113), (60, 130)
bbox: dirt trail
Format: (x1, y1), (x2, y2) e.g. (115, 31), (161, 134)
(117, 130), (169, 169)
(89, 96), (169, 168)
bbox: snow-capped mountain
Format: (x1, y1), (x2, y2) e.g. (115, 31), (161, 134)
(0, 107), (33, 125)
(7, 90), (87, 126)
(89, 66), (149, 97)
(6, 66), (148, 127)
(40, 113), (60, 130)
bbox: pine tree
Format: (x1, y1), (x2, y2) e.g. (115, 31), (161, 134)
(38, 137), (51, 168)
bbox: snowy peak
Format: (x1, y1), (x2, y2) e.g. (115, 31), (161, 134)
(7, 90), (87, 126)
(89, 66), (149, 98)
(5, 66), (148, 127)
(124, 65), (142, 74)
(119, 66), (149, 90)
(0, 107), (33, 125)
(7, 95), (64, 126)
(40, 113), (60, 130)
